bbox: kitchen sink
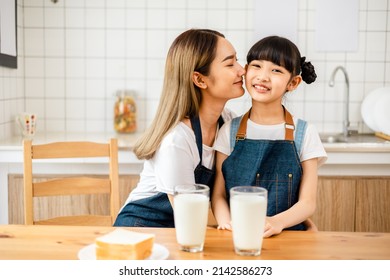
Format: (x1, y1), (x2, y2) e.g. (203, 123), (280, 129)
(319, 133), (389, 144)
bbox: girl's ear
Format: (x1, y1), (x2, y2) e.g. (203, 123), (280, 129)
(192, 72), (207, 89)
(287, 75), (302, 91)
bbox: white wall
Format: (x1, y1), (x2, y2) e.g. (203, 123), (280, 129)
(1, 0), (389, 140)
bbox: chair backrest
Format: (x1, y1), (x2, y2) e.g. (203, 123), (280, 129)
(23, 138), (120, 226)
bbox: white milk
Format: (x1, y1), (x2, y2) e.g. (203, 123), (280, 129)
(230, 195), (267, 250)
(174, 193), (209, 246)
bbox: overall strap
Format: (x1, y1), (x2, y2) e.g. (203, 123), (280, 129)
(284, 107), (295, 141)
(230, 116), (243, 151)
(190, 116), (203, 160)
(294, 119), (307, 155)
(229, 109), (251, 151)
(190, 115), (225, 162)
(236, 109), (250, 140)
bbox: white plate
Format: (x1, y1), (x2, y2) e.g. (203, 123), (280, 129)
(374, 92), (390, 135)
(361, 87), (390, 132)
(78, 243), (169, 260)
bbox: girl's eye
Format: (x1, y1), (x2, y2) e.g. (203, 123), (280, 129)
(272, 68), (283, 73)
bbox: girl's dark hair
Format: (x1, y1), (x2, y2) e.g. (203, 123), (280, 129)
(246, 36), (317, 84)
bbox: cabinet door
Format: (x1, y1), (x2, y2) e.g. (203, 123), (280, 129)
(355, 178), (390, 232)
(312, 177), (356, 231)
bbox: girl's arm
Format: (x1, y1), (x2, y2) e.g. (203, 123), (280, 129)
(263, 157), (318, 237)
(211, 151), (232, 230)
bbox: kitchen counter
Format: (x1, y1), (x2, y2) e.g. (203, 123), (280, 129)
(1, 132), (390, 224)
(318, 134), (390, 176)
(0, 131), (142, 151)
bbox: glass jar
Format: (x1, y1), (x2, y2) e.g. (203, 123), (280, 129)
(114, 90), (137, 133)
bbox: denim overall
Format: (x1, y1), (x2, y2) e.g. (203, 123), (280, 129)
(113, 116), (223, 227)
(222, 107), (307, 230)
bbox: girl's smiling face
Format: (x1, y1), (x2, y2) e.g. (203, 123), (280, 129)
(245, 59), (300, 105)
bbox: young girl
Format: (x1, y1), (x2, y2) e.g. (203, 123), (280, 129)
(211, 36), (327, 237)
(114, 29), (245, 227)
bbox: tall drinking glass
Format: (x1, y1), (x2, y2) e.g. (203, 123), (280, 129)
(230, 186), (267, 256)
(173, 184), (209, 253)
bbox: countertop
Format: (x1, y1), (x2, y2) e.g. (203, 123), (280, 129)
(1, 131), (390, 152)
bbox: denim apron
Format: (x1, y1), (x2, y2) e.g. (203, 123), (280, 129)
(222, 107), (307, 230)
(113, 116), (223, 227)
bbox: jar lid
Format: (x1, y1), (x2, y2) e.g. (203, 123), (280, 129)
(115, 90), (137, 98)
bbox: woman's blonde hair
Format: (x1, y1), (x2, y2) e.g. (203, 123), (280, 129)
(133, 29), (225, 160)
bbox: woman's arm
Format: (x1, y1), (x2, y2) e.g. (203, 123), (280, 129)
(211, 151), (232, 230)
(263, 157), (318, 237)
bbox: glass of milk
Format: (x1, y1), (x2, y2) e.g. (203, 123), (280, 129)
(173, 184), (209, 253)
(230, 186), (267, 256)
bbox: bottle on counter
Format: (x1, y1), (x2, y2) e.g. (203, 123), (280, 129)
(114, 90), (137, 133)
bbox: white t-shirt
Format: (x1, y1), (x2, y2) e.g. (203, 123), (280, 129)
(124, 109), (235, 204)
(215, 117), (327, 166)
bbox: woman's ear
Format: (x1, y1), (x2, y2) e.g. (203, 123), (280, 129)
(287, 75), (302, 91)
(192, 72), (207, 89)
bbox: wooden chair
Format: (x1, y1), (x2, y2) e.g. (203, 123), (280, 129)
(23, 138), (120, 226)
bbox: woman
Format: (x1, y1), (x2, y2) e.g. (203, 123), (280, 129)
(114, 29), (245, 227)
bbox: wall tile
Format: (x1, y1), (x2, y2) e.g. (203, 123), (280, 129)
(206, 10), (226, 30)
(85, 9), (105, 28)
(44, 7), (64, 28)
(66, 79), (85, 98)
(85, 58), (105, 78)
(187, 10), (207, 28)
(45, 58), (65, 78)
(45, 78), (65, 98)
(85, 79), (105, 99)
(167, 9), (186, 29)
(24, 57), (45, 78)
(85, 30), (105, 57)
(126, 30), (146, 57)
(45, 29), (65, 56)
(65, 8), (85, 28)
(24, 7), (44, 27)
(367, 11), (387, 31)
(146, 31), (167, 58)
(46, 99), (65, 119)
(106, 9), (125, 28)
(147, 9), (166, 29)
(65, 30), (85, 57)
(106, 30), (126, 58)
(66, 58), (85, 78)
(24, 29), (44, 56)
(25, 78), (44, 98)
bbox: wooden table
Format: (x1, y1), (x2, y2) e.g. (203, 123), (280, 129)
(0, 225), (389, 260)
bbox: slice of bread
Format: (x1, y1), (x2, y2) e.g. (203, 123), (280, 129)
(95, 228), (155, 260)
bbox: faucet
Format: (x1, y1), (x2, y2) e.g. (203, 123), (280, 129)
(328, 66), (355, 138)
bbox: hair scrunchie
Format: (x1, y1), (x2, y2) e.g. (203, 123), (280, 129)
(300, 56), (317, 84)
